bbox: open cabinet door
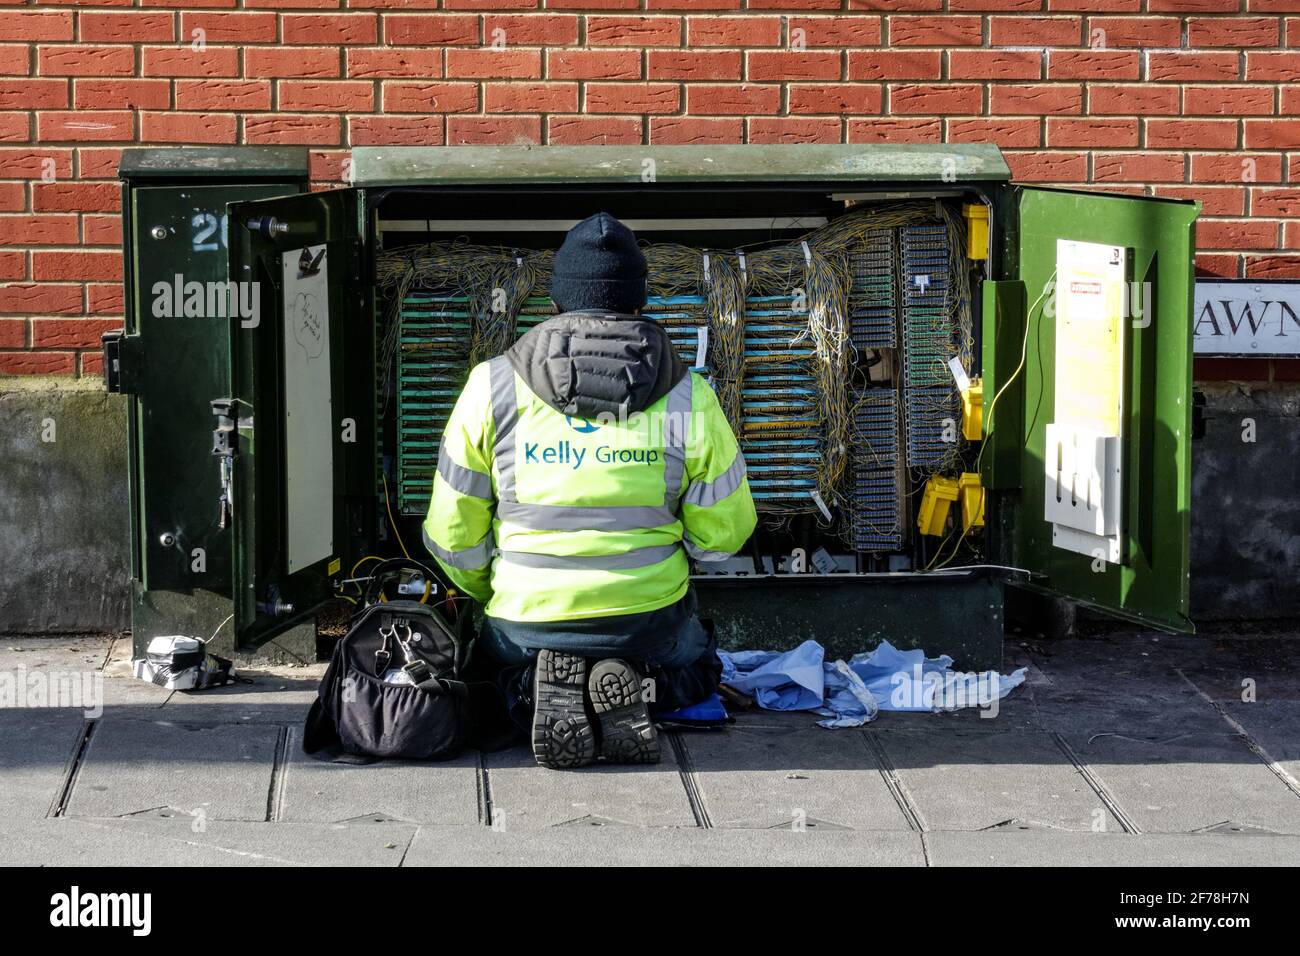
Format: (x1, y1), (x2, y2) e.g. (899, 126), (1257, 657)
(225, 188), (373, 649)
(123, 181), (299, 594)
(987, 187), (1198, 632)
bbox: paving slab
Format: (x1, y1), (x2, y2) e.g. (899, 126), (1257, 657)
(872, 726), (1121, 832)
(0, 817), (415, 867)
(681, 712), (911, 830)
(279, 729), (481, 825)
(96, 677), (174, 714)
(0, 709), (85, 819)
(2, 631), (1298, 866)
(870, 696), (1042, 733)
(157, 670), (321, 725)
(1167, 635), (1300, 703)
(990, 637), (1237, 740)
(926, 829), (1300, 867)
(1217, 700), (1300, 786)
(103, 636), (325, 720)
(483, 743), (696, 831)
(403, 824), (927, 867)
(166, 664), (325, 702)
(65, 718), (281, 822)
(97, 639), (180, 712)
(0, 635), (112, 672)
(1027, 679), (1230, 739)
(1063, 731), (1300, 834)
(0, 634), (167, 716)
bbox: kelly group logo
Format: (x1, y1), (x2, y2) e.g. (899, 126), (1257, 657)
(565, 415), (601, 434)
(523, 440), (661, 470)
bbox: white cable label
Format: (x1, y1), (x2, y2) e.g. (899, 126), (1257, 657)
(801, 241), (812, 267)
(809, 489), (833, 522)
(695, 326), (709, 369)
(702, 253), (711, 283)
(948, 356), (971, 393)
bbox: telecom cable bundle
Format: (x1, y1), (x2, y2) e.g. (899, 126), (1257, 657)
(376, 203), (972, 531)
(738, 296), (824, 512)
(642, 294), (714, 372)
(395, 292), (473, 513)
(848, 228), (898, 350)
(847, 389), (904, 552)
(900, 222), (961, 470)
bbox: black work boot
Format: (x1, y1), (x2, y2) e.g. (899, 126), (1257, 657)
(531, 650), (595, 769)
(588, 658), (661, 764)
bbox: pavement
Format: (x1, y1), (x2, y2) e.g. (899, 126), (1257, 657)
(1, 628), (1298, 867)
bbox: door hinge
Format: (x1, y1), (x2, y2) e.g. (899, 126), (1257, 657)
(101, 329), (142, 394)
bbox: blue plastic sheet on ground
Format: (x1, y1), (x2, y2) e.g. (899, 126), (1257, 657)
(717, 639), (1027, 729)
(656, 692), (729, 725)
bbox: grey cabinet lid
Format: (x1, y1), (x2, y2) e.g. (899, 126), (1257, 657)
(119, 146), (310, 181)
(351, 144), (1010, 187)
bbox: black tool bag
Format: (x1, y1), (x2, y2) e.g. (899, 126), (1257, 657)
(303, 599), (477, 761)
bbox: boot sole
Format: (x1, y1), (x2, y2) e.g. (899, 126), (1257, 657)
(588, 659), (660, 765)
(531, 650), (595, 769)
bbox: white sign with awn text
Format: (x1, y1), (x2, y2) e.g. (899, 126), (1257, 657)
(1194, 280), (1300, 356)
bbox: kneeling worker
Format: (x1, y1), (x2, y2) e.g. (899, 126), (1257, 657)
(424, 212), (757, 769)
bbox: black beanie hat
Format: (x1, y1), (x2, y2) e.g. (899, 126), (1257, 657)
(550, 212), (648, 315)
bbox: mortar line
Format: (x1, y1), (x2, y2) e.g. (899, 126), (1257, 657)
(477, 752), (495, 828)
(1050, 731), (1141, 835)
(265, 725), (291, 823)
(100, 634), (121, 671)
(666, 731), (712, 829)
(1176, 667), (1300, 800)
(396, 827), (417, 867)
(49, 719), (96, 819)
(861, 729), (925, 833)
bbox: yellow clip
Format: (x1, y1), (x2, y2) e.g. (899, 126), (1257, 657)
(917, 475), (960, 537)
(958, 472), (985, 531)
(961, 378), (983, 441)
(962, 203), (989, 261)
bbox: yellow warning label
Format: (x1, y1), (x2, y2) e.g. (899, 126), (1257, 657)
(1054, 240), (1126, 436)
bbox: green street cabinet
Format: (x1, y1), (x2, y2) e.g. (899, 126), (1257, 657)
(108, 145), (1199, 669)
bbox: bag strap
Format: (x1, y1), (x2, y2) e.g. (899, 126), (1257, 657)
(401, 657), (469, 697)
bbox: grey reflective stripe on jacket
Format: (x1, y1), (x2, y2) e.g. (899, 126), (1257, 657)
(488, 355), (519, 503)
(499, 543), (681, 571)
(486, 355), (694, 533)
(422, 526), (494, 570)
(683, 451), (747, 507)
(436, 437), (493, 499)
(683, 534), (733, 563)
(496, 501), (677, 532)
(660, 372), (692, 507)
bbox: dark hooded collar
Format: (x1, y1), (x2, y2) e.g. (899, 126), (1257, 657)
(504, 310), (687, 418)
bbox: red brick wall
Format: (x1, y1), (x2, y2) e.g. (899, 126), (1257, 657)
(1, 2), (1296, 377)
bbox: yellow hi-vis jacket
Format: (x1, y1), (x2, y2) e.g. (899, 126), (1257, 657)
(423, 355), (757, 622)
